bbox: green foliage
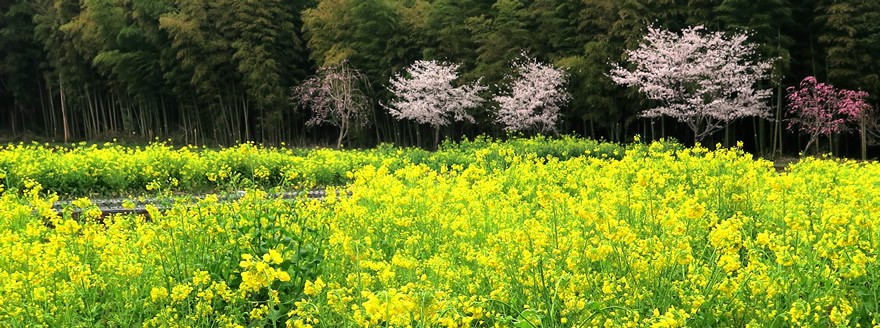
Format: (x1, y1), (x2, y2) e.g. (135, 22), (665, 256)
(467, 0), (535, 85)
(1, 0), (880, 156)
(564, 0), (642, 138)
(711, 0), (793, 98)
(817, 0), (880, 94)
(303, 0), (410, 87)
(419, 0), (487, 70)
(0, 1), (44, 105)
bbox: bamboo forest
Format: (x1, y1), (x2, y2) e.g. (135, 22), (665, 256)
(1, 0), (879, 157)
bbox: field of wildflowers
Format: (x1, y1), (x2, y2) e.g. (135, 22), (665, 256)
(0, 136), (620, 196)
(1, 137), (879, 327)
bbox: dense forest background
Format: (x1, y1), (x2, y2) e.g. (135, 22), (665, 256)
(1, 0), (879, 157)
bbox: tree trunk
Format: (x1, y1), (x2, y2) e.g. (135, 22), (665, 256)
(609, 119), (617, 142)
(104, 93), (114, 133)
(85, 87), (96, 138)
(9, 101), (16, 137)
(661, 117), (666, 139)
(861, 118), (868, 160)
(758, 118), (766, 156)
(242, 92), (250, 142)
(804, 134), (818, 155)
(161, 96), (169, 138)
(46, 78), (58, 138)
(772, 82), (783, 158)
(828, 134), (833, 157)
(59, 75), (70, 144)
(98, 89), (108, 134)
(337, 118), (347, 149)
(38, 78), (49, 136)
(434, 125), (441, 150)
(723, 125), (730, 148)
(415, 123), (421, 148)
(693, 118), (703, 147)
(372, 107), (381, 144)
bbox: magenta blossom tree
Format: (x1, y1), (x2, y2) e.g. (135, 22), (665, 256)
(610, 26), (773, 143)
(385, 60), (486, 146)
(494, 54), (570, 133)
(786, 76), (871, 154)
(293, 62), (372, 148)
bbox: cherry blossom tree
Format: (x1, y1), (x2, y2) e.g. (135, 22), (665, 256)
(494, 54), (570, 134)
(610, 26), (773, 144)
(293, 61), (373, 148)
(385, 60), (486, 147)
(786, 76), (872, 154)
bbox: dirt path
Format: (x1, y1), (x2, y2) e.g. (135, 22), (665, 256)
(51, 189), (343, 220)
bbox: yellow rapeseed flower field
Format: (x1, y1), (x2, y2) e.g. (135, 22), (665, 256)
(0, 138), (878, 327)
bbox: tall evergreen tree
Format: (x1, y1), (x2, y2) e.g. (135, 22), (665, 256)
(0, 0), (46, 135)
(33, 0), (91, 142)
(303, 0), (407, 85)
(528, 0), (584, 58)
(817, 0), (880, 92)
(716, 0), (794, 154)
(467, 0), (536, 85)
(222, 0), (308, 142)
(418, 0), (489, 72)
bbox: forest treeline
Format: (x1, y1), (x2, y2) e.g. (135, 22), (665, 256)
(0, 0), (878, 155)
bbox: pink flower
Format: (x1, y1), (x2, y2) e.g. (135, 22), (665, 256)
(494, 53), (570, 133)
(786, 76), (871, 150)
(385, 60), (486, 128)
(610, 26), (773, 142)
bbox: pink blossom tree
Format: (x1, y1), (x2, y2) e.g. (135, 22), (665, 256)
(293, 62), (372, 148)
(385, 60), (486, 147)
(610, 26), (773, 144)
(494, 54), (570, 134)
(786, 76), (872, 154)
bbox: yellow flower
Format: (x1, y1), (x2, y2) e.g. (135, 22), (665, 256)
(755, 232), (771, 246)
(264, 249), (284, 265)
(250, 304), (269, 320)
(56, 219), (81, 235)
(32, 287), (49, 302)
(240, 271), (265, 293)
(718, 253), (741, 273)
(275, 270), (291, 282)
(649, 306), (689, 328)
(788, 300), (810, 325)
(240, 254), (254, 269)
(193, 270), (211, 286)
(171, 284), (193, 302)
(304, 278), (325, 296)
(829, 302), (853, 326)
(151, 287), (169, 301)
(72, 197), (92, 208)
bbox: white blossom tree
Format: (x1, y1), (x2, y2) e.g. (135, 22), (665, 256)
(385, 60), (486, 146)
(494, 55), (570, 133)
(610, 26), (773, 143)
(293, 61), (372, 148)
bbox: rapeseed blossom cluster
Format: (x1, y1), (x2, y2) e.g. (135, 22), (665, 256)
(239, 250), (291, 293)
(0, 137), (878, 327)
(0, 179), (320, 326)
(299, 142), (880, 327)
(0, 136), (620, 196)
